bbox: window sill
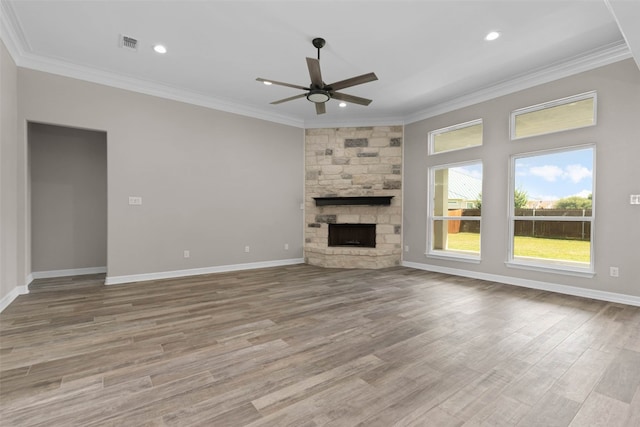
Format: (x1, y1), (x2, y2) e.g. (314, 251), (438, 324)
(426, 251), (481, 264)
(505, 259), (595, 278)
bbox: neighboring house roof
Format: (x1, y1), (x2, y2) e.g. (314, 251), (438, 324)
(448, 169), (482, 201)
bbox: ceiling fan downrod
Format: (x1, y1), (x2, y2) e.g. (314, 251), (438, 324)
(312, 37), (325, 61)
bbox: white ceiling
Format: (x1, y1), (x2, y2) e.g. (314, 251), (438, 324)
(1, 0), (639, 128)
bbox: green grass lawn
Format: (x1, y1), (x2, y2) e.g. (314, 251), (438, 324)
(446, 232), (590, 263)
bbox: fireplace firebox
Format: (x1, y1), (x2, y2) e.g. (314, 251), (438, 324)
(328, 224), (376, 248)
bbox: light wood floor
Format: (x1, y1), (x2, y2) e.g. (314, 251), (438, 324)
(1, 265), (639, 426)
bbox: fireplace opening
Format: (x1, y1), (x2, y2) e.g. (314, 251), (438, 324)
(328, 223), (376, 248)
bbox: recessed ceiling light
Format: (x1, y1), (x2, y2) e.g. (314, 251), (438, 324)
(153, 44), (167, 54)
(485, 31), (500, 41)
(263, 81), (272, 86)
(339, 102), (347, 108)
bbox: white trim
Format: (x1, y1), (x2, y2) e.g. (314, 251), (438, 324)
(105, 258), (304, 285)
(426, 253), (481, 264)
(508, 144), (595, 271)
(0, 285), (29, 313)
(15, 53), (305, 128)
(0, 0), (27, 60)
(510, 91), (597, 140)
(428, 118), (483, 155)
(402, 261), (640, 307)
(427, 160), (483, 261)
(31, 266), (107, 279)
(304, 117), (406, 129)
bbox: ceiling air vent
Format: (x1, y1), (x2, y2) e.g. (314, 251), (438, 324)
(119, 34), (138, 51)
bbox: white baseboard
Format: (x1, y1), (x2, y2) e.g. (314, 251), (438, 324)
(105, 258), (305, 286)
(402, 261), (640, 307)
(31, 266), (108, 280)
(0, 284), (29, 313)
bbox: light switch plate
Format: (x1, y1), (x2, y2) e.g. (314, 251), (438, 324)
(630, 195), (640, 205)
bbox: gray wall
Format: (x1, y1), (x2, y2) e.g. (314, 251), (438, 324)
(29, 123), (107, 272)
(1, 39), (19, 303)
(17, 68), (304, 279)
(403, 59), (640, 297)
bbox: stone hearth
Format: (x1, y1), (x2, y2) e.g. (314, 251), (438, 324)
(304, 126), (403, 269)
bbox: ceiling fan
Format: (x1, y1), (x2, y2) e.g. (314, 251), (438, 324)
(257, 38), (378, 115)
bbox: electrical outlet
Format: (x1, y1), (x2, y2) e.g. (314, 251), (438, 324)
(405, 245), (409, 252)
(183, 250), (190, 258)
(284, 243), (289, 250)
(610, 267), (619, 277)
(128, 196), (142, 205)
(630, 195), (640, 205)
(244, 246), (250, 253)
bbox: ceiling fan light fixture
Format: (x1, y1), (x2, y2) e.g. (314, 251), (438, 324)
(307, 89), (331, 103)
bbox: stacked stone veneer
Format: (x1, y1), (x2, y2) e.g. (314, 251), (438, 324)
(305, 126), (403, 269)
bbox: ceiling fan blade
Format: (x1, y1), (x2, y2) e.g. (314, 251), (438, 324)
(315, 102), (326, 115)
(306, 58), (323, 87)
(331, 92), (372, 106)
(256, 78), (308, 91)
(328, 72), (378, 91)
(270, 93), (307, 105)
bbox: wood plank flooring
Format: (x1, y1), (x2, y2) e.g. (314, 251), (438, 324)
(1, 264), (639, 426)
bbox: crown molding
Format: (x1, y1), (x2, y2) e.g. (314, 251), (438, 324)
(304, 115), (405, 129)
(17, 52), (306, 128)
(0, 0), (27, 60)
(1, 0), (631, 130)
(0, 1), (304, 128)
(404, 41), (631, 124)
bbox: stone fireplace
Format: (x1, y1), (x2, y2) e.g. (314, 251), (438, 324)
(304, 126), (403, 269)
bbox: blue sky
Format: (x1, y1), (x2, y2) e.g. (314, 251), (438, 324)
(452, 147), (593, 202)
(515, 148), (593, 201)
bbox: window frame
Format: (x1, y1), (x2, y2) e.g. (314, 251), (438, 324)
(506, 144), (596, 277)
(427, 159), (483, 263)
(510, 91), (597, 141)
(428, 118), (483, 155)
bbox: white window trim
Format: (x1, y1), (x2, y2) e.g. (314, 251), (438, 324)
(428, 118), (483, 155)
(507, 144), (596, 274)
(427, 159), (482, 261)
(510, 91), (597, 140)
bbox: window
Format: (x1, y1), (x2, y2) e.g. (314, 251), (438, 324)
(429, 119), (482, 154)
(508, 146), (594, 275)
(511, 91), (596, 140)
(428, 161), (482, 261)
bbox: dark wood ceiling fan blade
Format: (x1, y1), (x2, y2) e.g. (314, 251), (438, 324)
(328, 72), (378, 91)
(306, 58), (323, 87)
(270, 93), (307, 105)
(315, 102), (326, 115)
(331, 92), (372, 106)
(256, 78), (308, 91)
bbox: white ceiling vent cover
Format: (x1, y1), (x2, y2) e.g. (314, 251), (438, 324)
(119, 35), (138, 51)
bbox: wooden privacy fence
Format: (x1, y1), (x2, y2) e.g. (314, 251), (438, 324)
(448, 209), (592, 241)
